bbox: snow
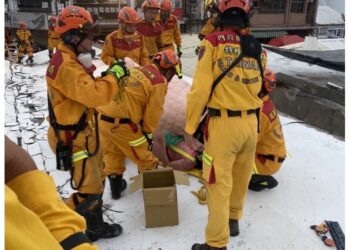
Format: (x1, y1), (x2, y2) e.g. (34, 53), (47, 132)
(5, 46), (345, 249)
(316, 6), (344, 25)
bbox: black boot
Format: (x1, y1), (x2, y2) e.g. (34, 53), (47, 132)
(248, 174), (278, 192)
(17, 56), (23, 64)
(108, 174), (127, 200)
(83, 202), (123, 242)
(26, 56), (34, 64)
(192, 243), (227, 250)
(229, 219), (239, 236)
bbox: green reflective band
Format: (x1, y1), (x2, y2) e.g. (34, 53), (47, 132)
(145, 133), (152, 139)
(177, 46), (183, 53)
(72, 150), (89, 163)
(169, 145), (196, 162)
(203, 151), (213, 166)
(253, 162), (259, 174)
(260, 181), (268, 186)
(175, 64), (182, 78)
(129, 136), (147, 147)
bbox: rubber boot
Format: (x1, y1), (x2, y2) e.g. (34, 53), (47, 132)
(229, 219), (239, 236)
(17, 56), (23, 64)
(248, 174), (278, 192)
(26, 56), (34, 64)
(83, 201), (123, 242)
(192, 243), (227, 250)
(108, 174), (127, 200)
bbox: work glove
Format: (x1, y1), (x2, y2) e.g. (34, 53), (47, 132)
(77, 53), (96, 74)
(177, 46), (183, 57)
(191, 182), (207, 205)
(144, 132), (153, 151)
(123, 57), (140, 68)
(195, 46), (200, 55)
(107, 60), (130, 80)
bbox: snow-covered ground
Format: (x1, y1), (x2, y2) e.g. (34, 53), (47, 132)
(5, 45), (345, 249)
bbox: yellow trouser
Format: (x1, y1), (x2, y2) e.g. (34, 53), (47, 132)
(17, 41), (33, 58)
(202, 113), (257, 248)
(47, 126), (105, 210)
(99, 118), (158, 176)
(254, 154), (283, 176)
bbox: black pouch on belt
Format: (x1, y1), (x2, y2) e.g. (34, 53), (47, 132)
(56, 140), (73, 171)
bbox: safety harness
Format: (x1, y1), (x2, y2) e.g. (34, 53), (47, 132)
(47, 94), (100, 190)
(194, 34), (264, 143)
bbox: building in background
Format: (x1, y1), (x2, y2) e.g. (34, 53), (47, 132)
(5, 0), (326, 48)
(5, 0), (73, 50)
(181, 0), (320, 41)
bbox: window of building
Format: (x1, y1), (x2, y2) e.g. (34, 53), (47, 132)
(259, 0), (286, 14)
(18, 0), (42, 9)
(291, 0), (304, 13)
(42, 2), (49, 8)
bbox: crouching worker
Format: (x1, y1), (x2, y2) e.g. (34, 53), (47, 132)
(46, 6), (130, 242)
(249, 69), (287, 191)
(5, 136), (98, 250)
(97, 49), (182, 200)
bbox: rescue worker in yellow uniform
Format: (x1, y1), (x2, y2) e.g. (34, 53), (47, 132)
(137, 0), (163, 59)
(101, 7), (149, 66)
(157, 0), (182, 57)
(5, 136), (98, 250)
(16, 21), (34, 64)
(186, 1), (266, 249)
(46, 6), (130, 242)
(249, 69), (287, 191)
(194, 0), (220, 55)
(97, 49), (182, 200)
(48, 16), (61, 58)
(198, 0), (220, 40)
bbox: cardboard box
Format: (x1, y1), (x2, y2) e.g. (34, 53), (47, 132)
(130, 168), (190, 228)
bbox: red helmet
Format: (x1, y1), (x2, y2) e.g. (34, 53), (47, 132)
(218, 0), (253, 14)
(263, 68), (277, 93)
(55, 6), (98, 35)
(141, 0), (160, 10)
(161, 0), (173, 11)
(153, 49), (182, 78)
(118, 7), (140, 24)
(19, 21), (26, 28)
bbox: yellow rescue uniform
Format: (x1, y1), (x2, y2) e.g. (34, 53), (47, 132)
(137, 21), (163, 58)
(5, 170), (97, 250)
(46, 43), (118, 210)
(157, 14), (182, 51)
(48, 28), (60, 56)
(16, 28), (33, 59)
(186, 30), (267, 248)
(255, 95), (286, 175)
(198, 18), (218, 40)
(101, 29), (149, 66)
(97, 64), (168, 175)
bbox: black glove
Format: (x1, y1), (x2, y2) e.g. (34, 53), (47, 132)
(195, 46), (200, 55)
(177, 46), (183, 57)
